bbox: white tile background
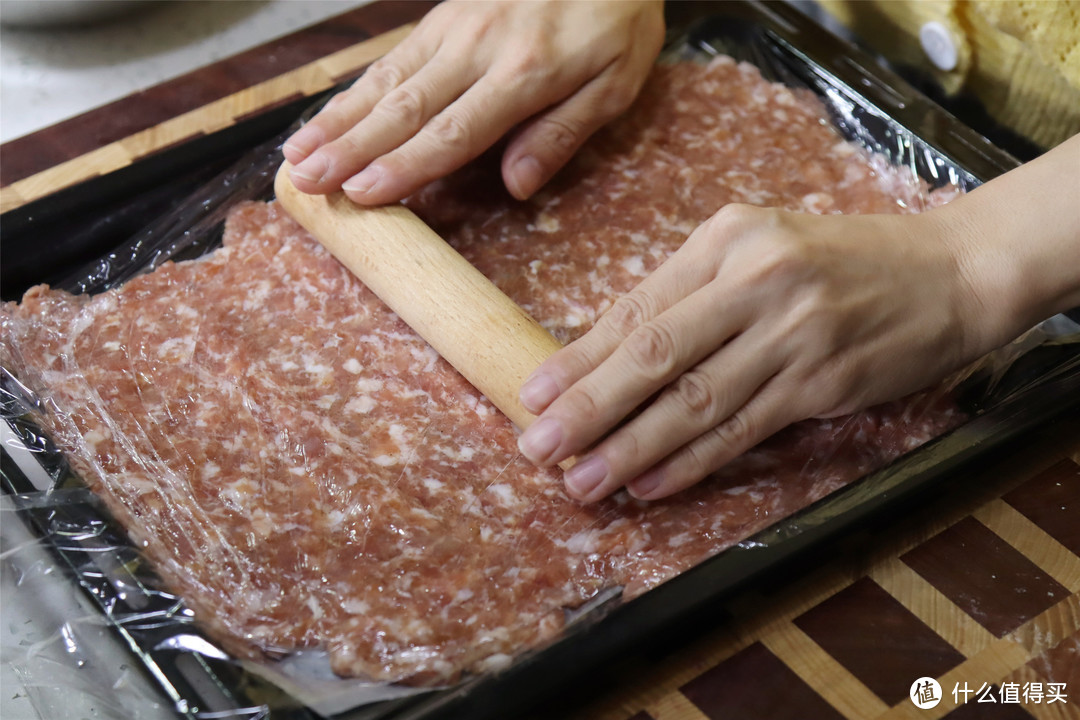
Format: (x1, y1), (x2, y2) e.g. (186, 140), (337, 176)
(0, 0), (369, 143)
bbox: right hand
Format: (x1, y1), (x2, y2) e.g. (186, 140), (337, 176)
(283, 0), (665, 205)
(517, 133), (1080, 503)
(517, 204), (984, 502)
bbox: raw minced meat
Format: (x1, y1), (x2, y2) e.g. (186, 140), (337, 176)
(0, 57), (964, 684)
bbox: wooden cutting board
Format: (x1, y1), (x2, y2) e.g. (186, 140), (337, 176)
(0, 1), (434, 213)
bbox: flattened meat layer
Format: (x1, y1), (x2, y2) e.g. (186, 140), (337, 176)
(1, 57), (963, 683)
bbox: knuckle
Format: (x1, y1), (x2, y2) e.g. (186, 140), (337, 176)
(625, 322), (679, 380)
(758, 238), (815, 287)
(706, 411), (755, 454)
(690, 204), (759, 260)
(338, 129), (369, 157)
(379, 85), (427, 127)
(605, 429), (644, 471)
(533, 116), (581, 156)
(672, 371), (720, 421)
(706, 202), (759, 235)
(425, 110), (471, 148)
(510, 43), (544, 74)
(598, 81), (639, 117)
(811, 366), (865, 418)
(789, 299), (842, 351)
(501, 41), (552, 85)
(365, 58), (407, 93)
(675, 443), (712, 486)
(563, 386), (604, 426)
(457, 13), (496, 45)
(604, 294), (654, 336)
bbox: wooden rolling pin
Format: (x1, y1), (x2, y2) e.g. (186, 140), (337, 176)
(274, 162), (565, 443)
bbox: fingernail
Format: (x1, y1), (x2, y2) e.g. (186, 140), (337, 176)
(520, 373), (560, 413)
(284, 125), (322, 158)
(517, 417), (562, 464)
(564, 455), (608, 498)
(292, 153), (330, 184)
(628, 469), (663, 499)
(508, 155), (542, 200)
(343, 165), (383, 194)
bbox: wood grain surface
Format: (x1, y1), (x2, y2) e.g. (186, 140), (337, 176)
(553, 420), (1080, 720)
(0, 1), (435, 213)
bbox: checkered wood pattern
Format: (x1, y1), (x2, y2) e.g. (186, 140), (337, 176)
(559, 416), (1080, 720)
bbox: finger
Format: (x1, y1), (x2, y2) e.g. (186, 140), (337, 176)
(562, 324), (783, 502)
(501, 64), (643, 201)
(523, 207), (791, 471)
(502, 16), (662, 201)
(284, 89), (373, 166)
(625, 374), (808, 500)
(284, 41), (435, 167)
(291, 56), (475, 194)
(341, 70), (576, 206)
(520, 222), (729, 416)
(529, 278), (754, 470)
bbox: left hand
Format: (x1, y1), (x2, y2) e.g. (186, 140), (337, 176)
(283, 0), (664, 205)
(515, 203), (986, 502)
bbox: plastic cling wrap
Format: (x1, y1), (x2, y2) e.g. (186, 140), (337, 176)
(2, 3), (1078, 719)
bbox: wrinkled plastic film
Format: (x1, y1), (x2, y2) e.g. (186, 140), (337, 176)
(3, 9), (1079, 720)
(61, 134), (286, 298)
(0, 481), (273, 720)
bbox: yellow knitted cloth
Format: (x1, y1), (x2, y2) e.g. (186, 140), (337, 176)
(817, 0), (1080, 148)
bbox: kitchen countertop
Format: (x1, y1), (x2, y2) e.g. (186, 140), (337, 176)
(0, 0), (370, 143)
(1, 2), (1078, 720)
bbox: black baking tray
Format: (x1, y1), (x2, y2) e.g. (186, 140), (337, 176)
(3, 2), (1078, 719)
